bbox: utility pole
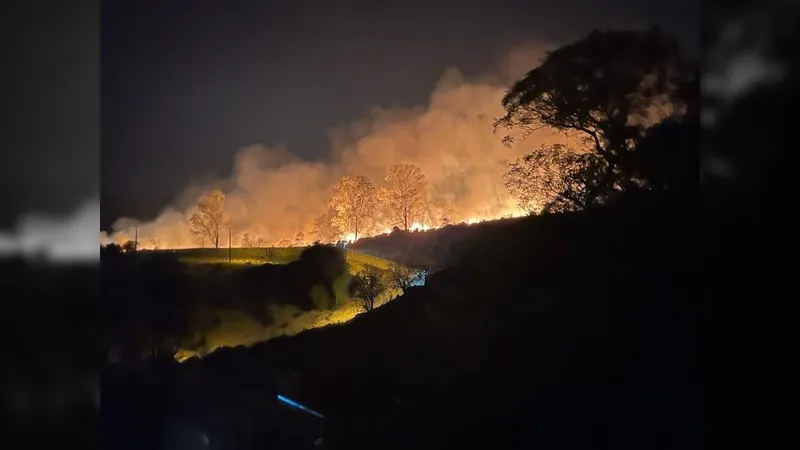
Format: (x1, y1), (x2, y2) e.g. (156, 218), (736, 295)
(228, 226), (232, 263)
(134, 225), (138, 253)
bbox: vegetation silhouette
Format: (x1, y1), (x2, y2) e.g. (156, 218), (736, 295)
(350, 265), (389, 312)
(497, 27), (697, 211)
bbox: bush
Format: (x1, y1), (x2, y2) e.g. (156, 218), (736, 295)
(351, 266), (389, 312)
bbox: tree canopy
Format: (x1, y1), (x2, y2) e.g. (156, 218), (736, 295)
(328, 176), (378, 241)
(189, 190), (229, 249)
(496, 28), (696, 207)
(351, 265), (387, 312)
(381, 164), (428, 230)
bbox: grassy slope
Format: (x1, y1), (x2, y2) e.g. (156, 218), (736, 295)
(177, 191), (705, 449)
(349, 216), (529, 270)
(162, 247), (400, 358)
(159, 246), (394, 272)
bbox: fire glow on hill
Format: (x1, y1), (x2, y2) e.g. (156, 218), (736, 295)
(100, 49), (570, 250)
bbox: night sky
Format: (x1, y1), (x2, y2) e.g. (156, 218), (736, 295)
(2, 1), (97, 229)
(101, 0), (699, 230)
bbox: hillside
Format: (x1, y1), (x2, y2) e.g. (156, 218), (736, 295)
(350, 217), (528, 270)
(104, 190), (705, 449)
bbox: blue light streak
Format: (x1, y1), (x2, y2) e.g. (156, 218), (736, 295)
(277, 394), (326, 419)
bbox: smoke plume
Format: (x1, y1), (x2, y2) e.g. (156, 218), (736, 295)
(2, 198), (99, 263)
(101, 48), (574, 249)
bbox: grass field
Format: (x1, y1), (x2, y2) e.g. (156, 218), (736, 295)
(151, 246), (395, 273)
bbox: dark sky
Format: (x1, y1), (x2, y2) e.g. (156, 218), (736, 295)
(3, 0), (97, 229)
(101, 0), (698, 230)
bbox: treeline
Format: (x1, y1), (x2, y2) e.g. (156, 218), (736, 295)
(180, 163), (430, 250)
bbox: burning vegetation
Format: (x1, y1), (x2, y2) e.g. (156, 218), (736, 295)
(100, 53), (568, 250)
(101, 29), (694, 252)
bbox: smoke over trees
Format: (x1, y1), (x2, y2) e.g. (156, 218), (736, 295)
(312, 209), (342, 244)
(328, 176), (379, 241)
(381, 164), (428, 230)
(496, 28), (694, 209)
(101, 55), (573, 249)
(189, 190), (229, 249)
(240, 233), (265, 248)
(101, 29), (696, 250)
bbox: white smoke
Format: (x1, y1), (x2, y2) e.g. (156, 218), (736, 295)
(103, 47), (577, 249)
(1, 198), (99, 263)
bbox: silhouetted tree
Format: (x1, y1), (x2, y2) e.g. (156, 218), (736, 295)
(189, 190), (229, 249)
(351, 266), (387, 312)
(386, 263), (424, 292)
(381, 164), (428, 230)
(121, 240), (136, 253)
(299, 244), (348, 284)
(102, 243), (123, 258)
(631, 72), (700, 192)
(496, 28), (693, 207)
(299, 244), (349, 308)
(632, 114), (699, 192)
(294, 231), (306, 247)
(329, 175), (378, 241)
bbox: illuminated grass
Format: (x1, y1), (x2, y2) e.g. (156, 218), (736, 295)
(153, 247), (397, 274)
(175, 300), (390, 362)
(161, 247), (305, 265)
(164, 247), (404, 362)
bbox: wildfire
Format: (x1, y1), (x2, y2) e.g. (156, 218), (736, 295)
(101, 205), (531, 250)
(409, 222), (431, 232)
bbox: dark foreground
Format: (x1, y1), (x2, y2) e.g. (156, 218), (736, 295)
(102, 190), (706, 450)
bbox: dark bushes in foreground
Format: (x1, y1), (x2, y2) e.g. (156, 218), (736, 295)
(102, 243), (352, 363)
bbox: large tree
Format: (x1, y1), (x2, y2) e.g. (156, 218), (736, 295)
(328, 175), (378, 241)
(381, 164), (428, 230)
(189, 190), (228, 249)
(495, 28), (692, 207)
